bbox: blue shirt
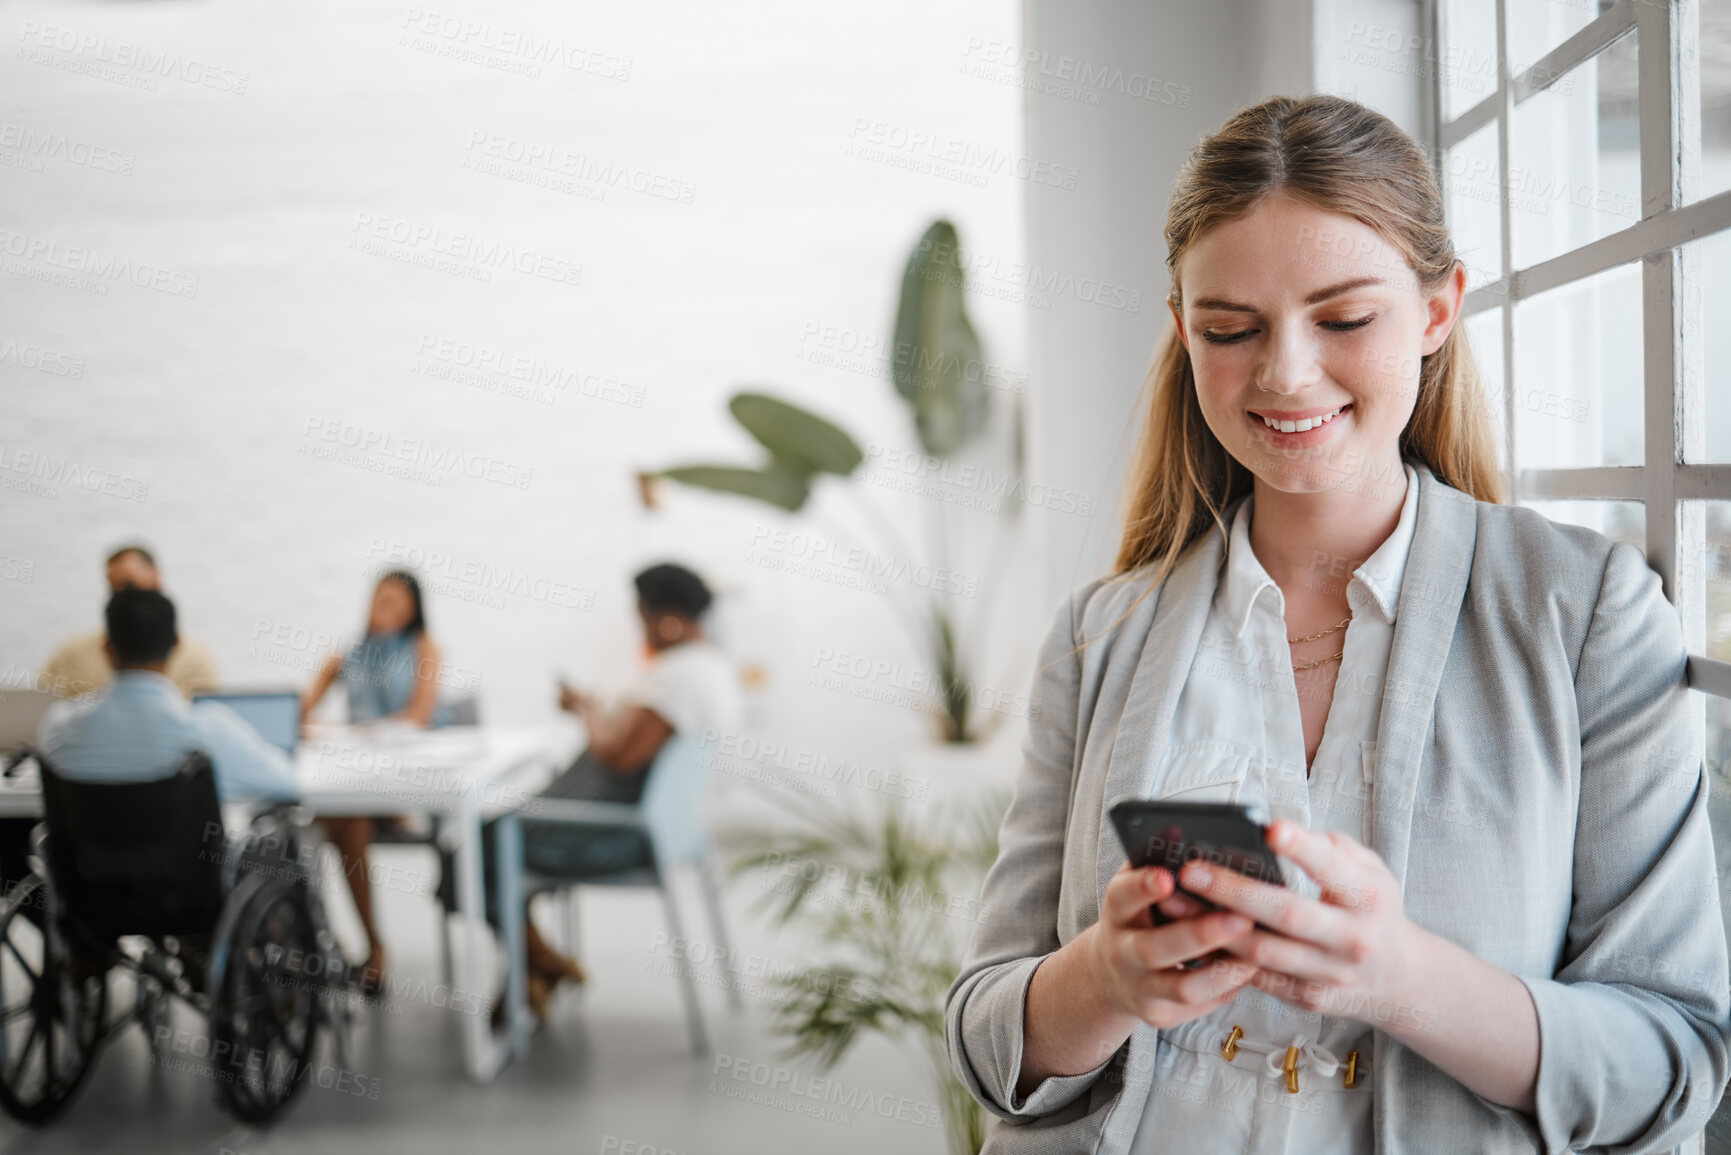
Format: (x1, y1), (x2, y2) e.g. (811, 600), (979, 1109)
(37, 671), (300, 803)
(343, 630), (453, 726)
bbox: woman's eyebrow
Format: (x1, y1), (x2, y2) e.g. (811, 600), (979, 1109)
(1188, 275), (1390, 313)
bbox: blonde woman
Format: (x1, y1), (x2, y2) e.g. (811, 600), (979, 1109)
(944, 93), (1731, 1153)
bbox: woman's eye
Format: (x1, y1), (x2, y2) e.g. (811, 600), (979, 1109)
(1201, 330), (1254, 345)
(1320, 314), (1375, 332)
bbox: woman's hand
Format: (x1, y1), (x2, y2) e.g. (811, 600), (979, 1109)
(1088, 859), (1260, 1028)
(1016, 860), (1258, 1098)
(1176, 818), (1422, 1018)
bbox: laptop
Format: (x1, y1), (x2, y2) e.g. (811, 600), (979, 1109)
(191, 690), (302, 757)
(0, 689), (58, 756)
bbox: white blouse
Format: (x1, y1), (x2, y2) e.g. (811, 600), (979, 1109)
(1127, 461), (1420, 1155)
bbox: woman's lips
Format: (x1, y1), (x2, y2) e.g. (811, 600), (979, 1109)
(1246, 403), (1352, 447)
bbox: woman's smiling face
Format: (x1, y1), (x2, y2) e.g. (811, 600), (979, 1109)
(1168, 194), (1463, 496)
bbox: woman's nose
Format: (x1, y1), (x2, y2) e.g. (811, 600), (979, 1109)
(1254, 324), (1323, 394)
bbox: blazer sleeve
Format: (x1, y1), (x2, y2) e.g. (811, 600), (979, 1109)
(943, 581), (1116, 1122)
(1517, 540), (1731, 1151)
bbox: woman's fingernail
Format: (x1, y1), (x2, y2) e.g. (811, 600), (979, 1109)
(1222, 915), (1250, 934)
(1187, 865), (1212, 887)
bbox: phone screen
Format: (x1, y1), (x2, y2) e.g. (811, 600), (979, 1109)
(1108, 800), (1286, 969)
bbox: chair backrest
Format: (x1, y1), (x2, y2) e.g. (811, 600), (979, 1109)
(38, 749), (228, 943)
(638, 732), (711, 865)
(441, 693), (481, 727)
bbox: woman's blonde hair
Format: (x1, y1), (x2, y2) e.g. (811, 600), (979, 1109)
(1108, 93), (1503, 608)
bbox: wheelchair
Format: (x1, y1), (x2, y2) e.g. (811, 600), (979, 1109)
(0, 747), (352, 1126)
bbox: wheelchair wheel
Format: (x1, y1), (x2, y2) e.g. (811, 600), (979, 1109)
(210, 877), (323, 1125)
(0, 876), (107, 1124)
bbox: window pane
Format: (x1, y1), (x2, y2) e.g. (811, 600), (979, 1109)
(1512, 262), (1642, 469)
(1465, 308), (1508, 467)
(1519, 500), (1644, 550)
(1707, 502), (1731, 662)
(1688, 231), (1731, 462)
(1509, 28), (1642, 271)
(1695, 0), (1731, 203)
(1443, 120), (1504, 288)
(1440, 0), (1499, 122)
(1506, 0), (1605, 80)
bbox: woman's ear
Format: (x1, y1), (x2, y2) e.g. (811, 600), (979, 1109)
(1420, 261), (1467, 357)
(1167, 294), (1188, 354)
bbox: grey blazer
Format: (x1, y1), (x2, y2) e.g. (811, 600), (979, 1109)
(944, 460), (1731, 1153)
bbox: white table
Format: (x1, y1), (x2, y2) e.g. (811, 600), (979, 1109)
(0, 719), (583, 1083)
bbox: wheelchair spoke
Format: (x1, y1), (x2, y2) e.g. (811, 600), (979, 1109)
(3, 939), (39, 985)
(11, 1019), (40, 1088)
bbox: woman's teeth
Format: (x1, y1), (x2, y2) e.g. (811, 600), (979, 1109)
(1260, 406), (1345, 433)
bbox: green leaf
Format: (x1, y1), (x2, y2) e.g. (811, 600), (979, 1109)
(655, 464), (811, 512)
(729, 393), (864, 476)
(891, 220), (990, 457)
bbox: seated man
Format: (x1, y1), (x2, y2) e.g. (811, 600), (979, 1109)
(439, 562), (744, 1020)
(41, 545), (220, 699)
(0, 589), (297, 945)
(37, 588), (298, 804)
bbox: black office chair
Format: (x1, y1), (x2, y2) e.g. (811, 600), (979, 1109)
(0, 748), (349, 1125)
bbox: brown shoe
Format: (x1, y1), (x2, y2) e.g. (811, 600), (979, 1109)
(529, 948), (586, 987)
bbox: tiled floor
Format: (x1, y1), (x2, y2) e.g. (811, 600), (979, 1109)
(0, 847), (953, 1155)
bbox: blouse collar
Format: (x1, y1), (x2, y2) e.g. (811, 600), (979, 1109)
(1217, 459), (1421, 640)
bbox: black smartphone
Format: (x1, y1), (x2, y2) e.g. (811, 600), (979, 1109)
(1107, 799), (1287, 970)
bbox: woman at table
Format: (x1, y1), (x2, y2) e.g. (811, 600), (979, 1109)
(302, 569), (451, 993)
(944, 93), (1731, 1153)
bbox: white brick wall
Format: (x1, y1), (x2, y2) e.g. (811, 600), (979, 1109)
(1, 0), (1056, 797)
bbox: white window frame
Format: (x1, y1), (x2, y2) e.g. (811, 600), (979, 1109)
(1427, 0), (1730, 694)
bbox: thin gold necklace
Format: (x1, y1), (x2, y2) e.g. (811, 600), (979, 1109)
(1289, 614), (1351, 672)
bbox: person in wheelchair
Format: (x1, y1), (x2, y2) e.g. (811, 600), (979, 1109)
(0, 589), (300, 931)
(0, 592), (342, 1126)
(36, 587), (299, 803)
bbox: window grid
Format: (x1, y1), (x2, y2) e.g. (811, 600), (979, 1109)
(1425, 0), (1728, 697)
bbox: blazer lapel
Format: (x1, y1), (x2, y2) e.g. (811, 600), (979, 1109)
(1085, 507), (1234, 928)
(1369, 461), (1478, 886)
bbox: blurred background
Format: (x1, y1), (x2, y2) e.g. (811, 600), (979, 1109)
(5, 0), (1731, 1152)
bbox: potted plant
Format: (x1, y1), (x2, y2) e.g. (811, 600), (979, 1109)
(727, 781), (1013, 1155)
(636, 220), (1026, 745)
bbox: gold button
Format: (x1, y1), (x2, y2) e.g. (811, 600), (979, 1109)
(1282, 1044), (1300, 1093)
(1221, 1025), (1242, 1062)
(1343, 1050), (1358, 1089)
